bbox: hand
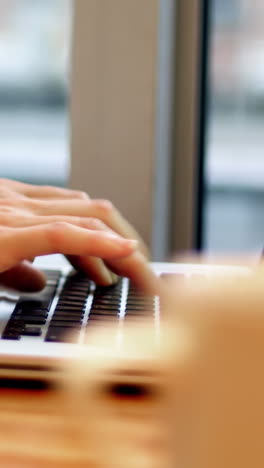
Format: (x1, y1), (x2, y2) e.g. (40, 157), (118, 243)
(0, 179), (157, 293)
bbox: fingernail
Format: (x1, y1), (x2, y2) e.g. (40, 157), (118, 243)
(108, 235), (139, 253)
(124, 239), (139, 250)
(110, 272), (119, 284)
(100, 268), (114, 286)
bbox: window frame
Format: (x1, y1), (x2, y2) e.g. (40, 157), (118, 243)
(70, 0), (207, 257)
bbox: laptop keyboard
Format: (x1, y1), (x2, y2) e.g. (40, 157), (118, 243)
(1, 270), (156, 343)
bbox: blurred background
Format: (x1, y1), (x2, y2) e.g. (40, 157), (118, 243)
(0, 0), (263, 253)
(205, 0), (264, 252)
(0, 0), (71, 186)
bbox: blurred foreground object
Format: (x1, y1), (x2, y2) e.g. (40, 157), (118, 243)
(2, 263), (264, 467)
(0, 320), (192, 467)
(66, 321), (193, 468)
(162, 265), (264, 468)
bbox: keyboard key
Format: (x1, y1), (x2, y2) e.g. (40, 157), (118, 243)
(94, 286), (122, 295)
(17, 283), (58, 310)
(68, 285), (89, 291)
(94, 290), (121, 297)
(50, 316), (82, 323)
(55, 305), (86, 313)
(4, 325), (24, 334)
(51, 317), (83, 324)
(59, 275), (90, 301)
(17, 300), (49, 309)
(50, 321), (82, 328)
(65, 278), (90, 288)
(92, 298), (121, 306)
(126, 297), (152, 304)
(1, 269), (61, 339)
(88, 315), (117, 322)
(59, 292), (87, 299)
(22, 326), (42, 337)
(128, 300), (153, 308)
(7, 320), (24, 327)
(57, 299), (86, 307)
(14, 309), (48, 319)
(91, 304), (120, 311)
(2, 332), (21, 340)
(53, 305), (85, 314)
(56, 302), (86, 309)
(13, 316), (47, 325)
(125, 305), (152, 311)
(124, 315), (154, 324)
(127, 291), (153, 301)
(95, 283), (122, 291)
(62, 281), (89, 288)
(52, 311), (84, 320)
(89, 310), (118, 316)
(93, 296), (121, 304)
(45, 328), (80, 343)
(125, 309), (154, 316)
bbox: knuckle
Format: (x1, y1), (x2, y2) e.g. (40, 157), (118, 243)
(0, 196), (15, 207)
(0, 204), (15, 214)
(85, 217), (106, 231)
(0, 214), (13, 226)
(92, 199), (114, 219)
(26, 198), (42, 212)
(46, 222), (71, 248)
(75, 190), (90, 200)
(0, 203), (23, 220)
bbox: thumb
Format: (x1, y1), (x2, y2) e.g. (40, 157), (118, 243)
(0, 260), (47, 293)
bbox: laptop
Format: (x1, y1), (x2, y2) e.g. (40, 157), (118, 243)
(0, 254), (249, 382)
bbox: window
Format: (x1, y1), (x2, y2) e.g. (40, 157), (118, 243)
(0, 0), (72, 186)
(69, 0), (264, 257)
(212, 0), (241, 27)
(204, 0), (264, 252)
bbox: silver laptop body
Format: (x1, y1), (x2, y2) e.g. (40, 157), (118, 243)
(0, 255), (249, 381)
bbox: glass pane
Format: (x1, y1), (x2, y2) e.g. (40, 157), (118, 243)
(0, 0), (72, 186)
(204, 0), (264, 252)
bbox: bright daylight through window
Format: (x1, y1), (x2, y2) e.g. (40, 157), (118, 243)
(205, 0), (264, 252)
(0, 0), (72, 186)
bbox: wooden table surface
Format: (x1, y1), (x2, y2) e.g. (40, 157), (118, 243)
(0, 384), (93, 467)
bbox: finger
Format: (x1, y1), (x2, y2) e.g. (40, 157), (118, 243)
(0, 261), (46, 292)
(0, 214), (121, 286)
(29, 199), (149, 258)
(24, 187), (90, 200)
(0, 224), (138, 273)
(0, 179), (89, 200)
(0, 214), (117, 230)
(105, 252), (159, 294)
(67, 255), (118, 286)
